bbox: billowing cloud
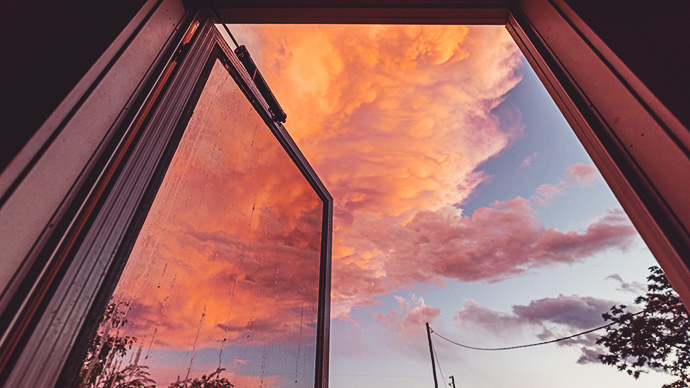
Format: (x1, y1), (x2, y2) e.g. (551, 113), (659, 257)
(237, 25), (636, 320)
(240, 24), (526, 316)
(383, 203), (635, 285)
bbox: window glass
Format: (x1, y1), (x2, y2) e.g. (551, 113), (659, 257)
(76, 58), (323, 388)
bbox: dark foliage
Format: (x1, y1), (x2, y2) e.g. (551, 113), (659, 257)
(597, 266), (690, 388)
(76, 302), (236, 388)
(76, 301), (155, 388)
(168, 368), (234, 388)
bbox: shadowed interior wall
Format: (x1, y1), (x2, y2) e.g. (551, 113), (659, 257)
(561, 0), (690, 129)
(0, 0), (146, 172)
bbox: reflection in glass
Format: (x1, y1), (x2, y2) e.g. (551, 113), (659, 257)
(77, 58), (323, 388)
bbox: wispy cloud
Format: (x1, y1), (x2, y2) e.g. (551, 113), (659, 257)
(520, 152), (538, 167)
(532, 163), (600, 205)
(606, 274), (647, 295)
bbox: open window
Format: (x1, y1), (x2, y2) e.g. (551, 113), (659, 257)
(0, 17), (331, 388)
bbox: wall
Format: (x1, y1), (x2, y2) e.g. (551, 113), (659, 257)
(562, 0), (690, 130)
(0, 0), (147, 172)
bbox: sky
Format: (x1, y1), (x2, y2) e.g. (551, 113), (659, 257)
(226, 24), (675, 388)
(82, 24), (675, 388)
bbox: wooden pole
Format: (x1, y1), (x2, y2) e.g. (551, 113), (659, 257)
(426, 322), (438, 388)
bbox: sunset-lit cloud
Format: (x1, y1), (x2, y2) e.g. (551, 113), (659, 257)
(532, 163), (600, 205)
(375, 295), (441, 332)
(455, 294), (615, 333)
(520, 152), (538, 167)
(236, 25), (640, 320)
(244, 24), (525, 316)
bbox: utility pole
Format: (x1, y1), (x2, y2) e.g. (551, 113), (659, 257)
(449, 375), (456, 388)
(426, 322), (439, 388)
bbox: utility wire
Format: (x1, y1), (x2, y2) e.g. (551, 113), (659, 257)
(429, 308), (649, 352)
(431, 338), (446, 384)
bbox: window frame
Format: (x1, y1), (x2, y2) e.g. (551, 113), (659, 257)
(0, 16), (332, 388)
(1, 1), (689, 387)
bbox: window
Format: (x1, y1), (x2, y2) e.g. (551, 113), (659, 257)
(0, 18), (331, 388)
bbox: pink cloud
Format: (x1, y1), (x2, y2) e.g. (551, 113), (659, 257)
(383, 203), (636, 285)
(375, 295), (441, 332)
(565, 163), (599, 185)
(532, 163), (602, 205)
(456, 295), (615, 333)
(520, 152), (538, 167)
(241, 25), (526, 316)
(532, 183), (563, 205)
(455, 300), (522, 332)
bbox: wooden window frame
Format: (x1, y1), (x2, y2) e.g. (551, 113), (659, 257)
(0, 12), (332, 388)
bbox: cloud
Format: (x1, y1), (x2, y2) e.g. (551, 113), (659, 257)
(375, 294), (441, 332)
(240, 24), (526, 315)
(565, 163), (599, 185)
(532, 183), (563, 206)
(455, 295), (619, 362)
(577, 346), (605, 364)
(520, 152), (538, 167)
(455, 300), (523, 333)
(455, 295), (615, 332)
(532, 163), (601, 205)
(606, 274), (647, 295)
(512, 294), (614, 330)
(383, 203), (636, 285)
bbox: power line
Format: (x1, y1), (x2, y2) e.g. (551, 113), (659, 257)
(429, 308), (648, 352)
(432, 338), (446, 384)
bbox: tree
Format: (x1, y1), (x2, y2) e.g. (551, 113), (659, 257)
(77, 302), (234, 388)
(597, 266), (690, 388)
(76, 301), (155, 388)
(168, 368), (235, 388)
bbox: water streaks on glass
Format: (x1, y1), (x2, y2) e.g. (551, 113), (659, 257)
(77, 59), (323, 388)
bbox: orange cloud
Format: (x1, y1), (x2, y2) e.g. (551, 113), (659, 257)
(238, 24), (525, 317)
(242, 25), (633, 321)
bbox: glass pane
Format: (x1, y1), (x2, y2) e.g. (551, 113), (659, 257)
(76, 58), (323, 388)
